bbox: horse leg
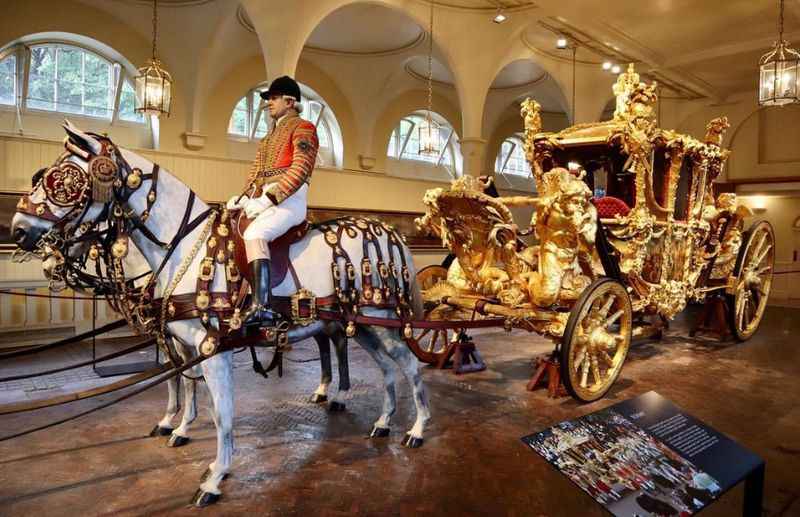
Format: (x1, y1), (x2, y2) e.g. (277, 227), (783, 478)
(165, 338), (200, 447)
(168, 375), (198, 447)
(328, 326), (350, 412)
(353, 327), (397, 438)
(192, 350), (235, 506)
(379, 327), (431, 448)
(311, 333), (332, 403)
(150, 373), (179, 437)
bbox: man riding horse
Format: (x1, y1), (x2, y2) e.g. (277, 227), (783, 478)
(226, 76), (319, 326)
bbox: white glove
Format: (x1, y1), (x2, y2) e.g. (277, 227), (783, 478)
(226, 195), (249, 211)
(244, 195), (273, 219)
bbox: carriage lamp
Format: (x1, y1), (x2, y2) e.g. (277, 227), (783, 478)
(759, 0), (799, 106)
(135, 0), (173, 117)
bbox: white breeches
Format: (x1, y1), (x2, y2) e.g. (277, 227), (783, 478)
(243, 184), (308, 261)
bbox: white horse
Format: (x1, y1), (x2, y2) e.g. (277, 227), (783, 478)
(11, 122), (431, 506)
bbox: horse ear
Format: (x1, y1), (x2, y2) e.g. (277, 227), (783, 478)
(63, 119), (102, 156)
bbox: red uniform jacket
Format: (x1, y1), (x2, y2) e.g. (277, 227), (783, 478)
(247, 112), (319, 204)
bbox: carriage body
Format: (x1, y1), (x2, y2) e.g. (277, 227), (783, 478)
(412, 65), (774, 402)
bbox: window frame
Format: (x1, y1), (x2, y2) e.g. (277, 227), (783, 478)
(495, 135), (533, 178)
(228, 84), (341, 168)
(387, 111), (459, 179)
(0, 40), (146, 126)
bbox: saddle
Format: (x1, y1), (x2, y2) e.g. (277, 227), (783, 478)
(231, 212), (310, 289)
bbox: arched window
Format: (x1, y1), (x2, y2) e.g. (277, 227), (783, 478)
(387, 111), (461, 178)
(495, 136), (531, 177)
(0, 39), (145, 124)
(228, 83), (343, 169)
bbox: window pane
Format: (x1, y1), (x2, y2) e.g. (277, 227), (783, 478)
(56, 47), (82, 84)
(56, 78), (83, 114)
(84, 53), (109, 85)
(308, 101), (321, 122)
(254, 109), (269, 138)
(85, 83), (112, 117)
(0, 54), (15, 105)
(229, 110), (248, 136)
(317, 122), (330, 148)
(27, 46), (56, 110)
(119, 80), (144, 122)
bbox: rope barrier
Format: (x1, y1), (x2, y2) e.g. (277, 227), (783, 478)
(0, 289), (103, 301)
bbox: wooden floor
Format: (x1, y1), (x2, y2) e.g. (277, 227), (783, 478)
(0, 305), (798, 516)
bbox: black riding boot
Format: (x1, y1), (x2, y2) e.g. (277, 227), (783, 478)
(242, 259), (279, 326)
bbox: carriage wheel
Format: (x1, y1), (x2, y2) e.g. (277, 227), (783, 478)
(404, 266), (456, 365)
(560, 278), (632, 403)
(403, 325), (455, 365)
(727, 221), (775, 341)
(416, 265), (448, 290)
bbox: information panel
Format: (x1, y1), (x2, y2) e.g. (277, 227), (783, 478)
(522, 391), (763, 516)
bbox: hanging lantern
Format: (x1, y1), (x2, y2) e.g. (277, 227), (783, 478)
(418, 1), (439, 158)
(759, 0), (799, 106)
(418, 116), (440, 157)
(135, 0), (173, 117)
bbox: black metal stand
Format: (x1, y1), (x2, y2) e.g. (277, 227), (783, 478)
(743, 463), (765, 517)
(92, 296), (160, 378)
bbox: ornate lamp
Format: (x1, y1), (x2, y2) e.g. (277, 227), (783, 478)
(419, 1), (439, 157)
(135, 0), (173, 117)
(759, 0), (799, 106)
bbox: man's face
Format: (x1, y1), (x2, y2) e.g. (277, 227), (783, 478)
(266, 95), (294, 119)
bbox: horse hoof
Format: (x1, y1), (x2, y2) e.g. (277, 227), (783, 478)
(192, 489), (220, 507)
(310, 393), (327, 404)
(402, 433), (424, 449)
(168, 434), (191, 447)
(328, 401), (346, 412)
(369, 426), (390, 438)
(149, 425), (173, 437)
(201, 468), (229, 483)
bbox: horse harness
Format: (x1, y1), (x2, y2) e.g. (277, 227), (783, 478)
(18, 132), (417, 378)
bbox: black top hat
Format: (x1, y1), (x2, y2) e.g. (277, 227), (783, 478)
(260, 76), (302, 102)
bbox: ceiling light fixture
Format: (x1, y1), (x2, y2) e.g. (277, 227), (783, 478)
(493, 9), (507, 24)
(556, 36), (568, 49)
(602, 61), (612, 71)
(611, 64), (621, 74)
(759, 0), (799, 106)
(419, 1), (439, 157)
(135, 0), (172, 118)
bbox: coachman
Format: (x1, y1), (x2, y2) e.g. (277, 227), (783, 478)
(226, 75), (319, 326)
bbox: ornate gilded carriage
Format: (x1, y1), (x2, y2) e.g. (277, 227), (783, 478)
(413, 65), (774, 402)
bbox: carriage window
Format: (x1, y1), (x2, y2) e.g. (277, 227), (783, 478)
(673, 157), (693, 221)
(652, 149), (669, 208)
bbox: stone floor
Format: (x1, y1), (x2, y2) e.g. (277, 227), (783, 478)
(0, 305), (798, 516)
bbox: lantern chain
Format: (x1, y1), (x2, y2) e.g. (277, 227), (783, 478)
(152, 0), (159, 61)
(426, 1), (434, 148)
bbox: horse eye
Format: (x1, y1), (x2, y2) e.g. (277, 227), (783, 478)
(31, 167), (46, 187)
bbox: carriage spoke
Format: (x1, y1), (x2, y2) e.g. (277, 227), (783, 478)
(604, 309), (624, 328)
(580, 354), (590, 388)
(573, 346), (587, 371)
(591, 358), (603, 386)
(737, 295), (746, 330)
(598, 296), (616, 318)
(751, 232), (768, 264)
(753, 244), (772, 268)
(755, 265), (772, 276)
(599, 350), (615, 367)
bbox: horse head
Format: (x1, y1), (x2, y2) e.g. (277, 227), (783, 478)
(11, 121), (124, 284)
